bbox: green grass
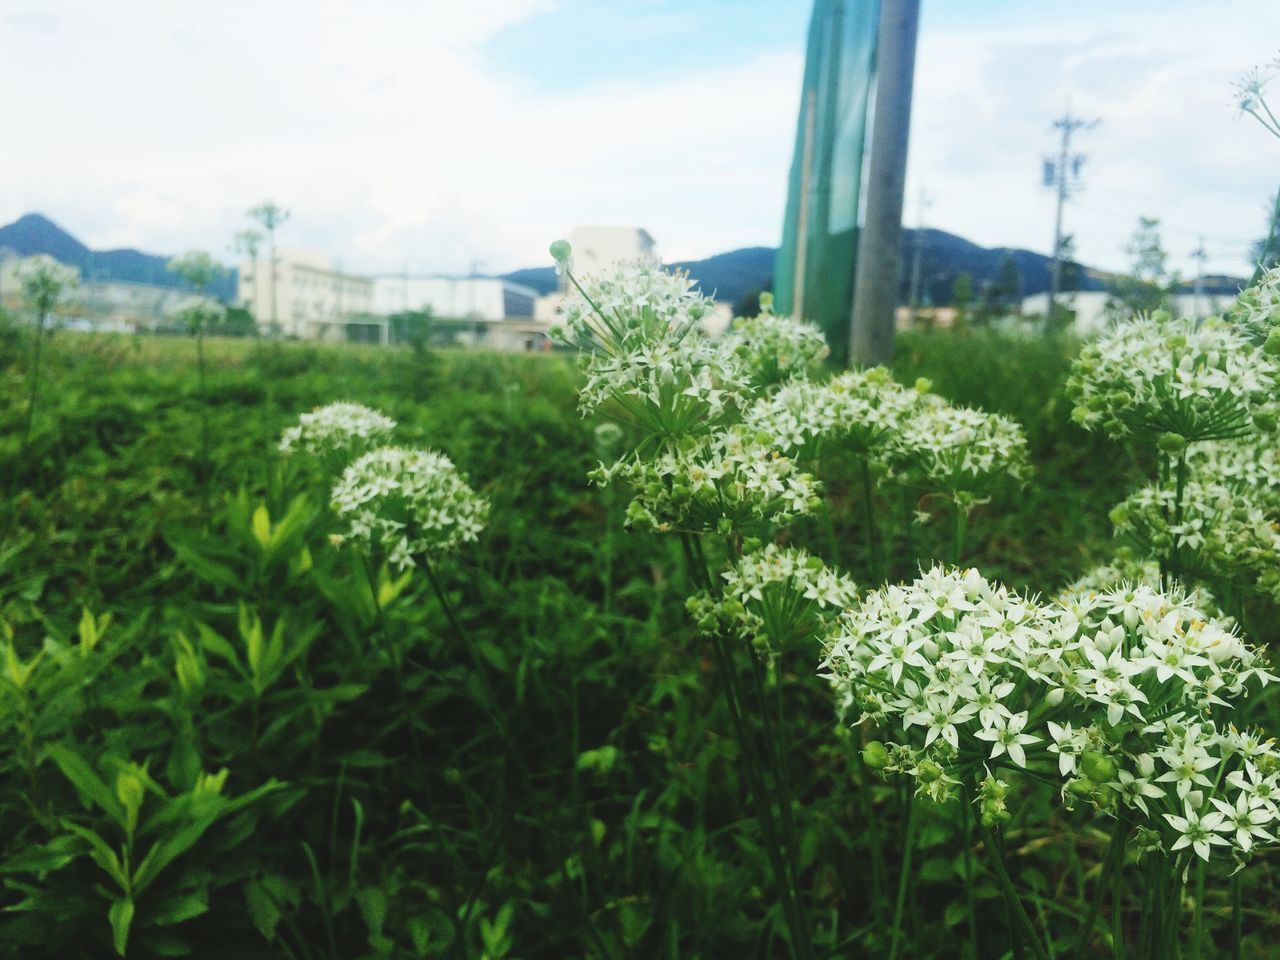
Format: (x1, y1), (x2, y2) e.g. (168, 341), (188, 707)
(0, 325), (1275, 959)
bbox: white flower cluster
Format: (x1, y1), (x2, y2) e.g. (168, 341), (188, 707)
(1064, 554), (1219, 614)
(721, 298), (829, 390)
(885, 398), (1032, 507)
(743, 368), (926, 462)
(1067, 313), (1279, 442)
(279, 402), (398, 468)
(1109, 479), (1280, 601)
(687, 544), (857, 649)
(592, 427), (821, 535)
(1186, 437), (1280, 509)
(822, 565), (1279, 861)
(330, 447), (488, 571)
(1228, 263), (1280, 344)
(552, 261), (747, 437)
(16, 254), (78, 310)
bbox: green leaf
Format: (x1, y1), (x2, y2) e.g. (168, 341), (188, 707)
(0, 833), (83, 875)
(131, 812), (221, 895)
(59, 822), (128, 890)
(109, 896), (134, 956)
(47, 745), (125, 824)
(146, 889), (209, 927)
(194, 623), (244, 678)
(356, 887), (388, 938)
(244, 879), (281, 943)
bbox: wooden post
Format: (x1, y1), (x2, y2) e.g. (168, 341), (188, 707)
(849, 0), (920, 366)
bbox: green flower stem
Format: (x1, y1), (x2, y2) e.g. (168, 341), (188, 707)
(362, 556), (422, 765)
(683, 533), (812, 960)
(1231, 869), (1242, 960)
(952, 502), (969, 566)
(859, 458), (881, 580)
(1170, 449), (1188, 583)
(1070, 819), (1127, 960)
(421, 555), (529, 785)
(979, 823), (1050, 960)
(960, 796), (980, 959)
(1190, 857), (1206, 960)
(1251, 189), (1280, 285)
(17, 307), (48, 465)
(887, 790), (917, 960)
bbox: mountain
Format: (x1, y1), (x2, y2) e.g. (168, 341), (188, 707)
(501, 230), (1109, 308)
(0, 214), (238, 301)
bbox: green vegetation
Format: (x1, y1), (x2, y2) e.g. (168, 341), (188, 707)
(0, 324), (1276, 959)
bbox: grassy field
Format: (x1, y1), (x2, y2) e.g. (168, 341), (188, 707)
(0, 324), (1274, 958)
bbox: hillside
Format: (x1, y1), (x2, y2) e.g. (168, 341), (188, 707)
(502, 230), (1116, 307)
(0, 214), (238, 301)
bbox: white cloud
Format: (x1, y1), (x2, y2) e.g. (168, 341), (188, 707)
(3, 0), (1278, 278)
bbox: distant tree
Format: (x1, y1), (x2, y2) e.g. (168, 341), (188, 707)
(233, 228), (264, 328)
(1107, 216), (1174, 319)
(16, 255), (78, 453)
(1058, 234), (1083, 294)
(388, 308), (435, 349)
(247, 202), (290, 335)
(734, 283), (772, 319)
(168, 251), (225, 490)
(997, 253), (1021, 308)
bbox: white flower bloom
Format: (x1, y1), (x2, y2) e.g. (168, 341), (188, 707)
(973, 711), (1039, 767)
(1067, 312), (1278, 442)
(721, 300), (829, 390)
(330, 446), (488, 570)
(1164, 802), (1229, 861)
(279, 402), (398, 466)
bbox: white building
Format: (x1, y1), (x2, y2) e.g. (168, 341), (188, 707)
(565, 226), (658, 279)
(1021, 290), (1235, 335)
(239, 250), (375, 341)
(370, 276), (537, 321)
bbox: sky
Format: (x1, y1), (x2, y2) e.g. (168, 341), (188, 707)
(2, 0), (1278, 279)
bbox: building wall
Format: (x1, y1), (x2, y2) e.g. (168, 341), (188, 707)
(1021, 291), (1233, 335)
(566, 226), (658, 280)
(239, 250), (373, 339)
(370, 277), (538, 321)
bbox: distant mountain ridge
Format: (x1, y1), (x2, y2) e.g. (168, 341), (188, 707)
(0, 214), (238, 301)
(3, 213), (1246, 312)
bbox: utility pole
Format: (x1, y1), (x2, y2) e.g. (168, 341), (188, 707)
(1191, 237), (1208, 318)
(849, 0), (920, 366)
(1043, 110), (1098, 318)
(909, 188), (933, 309)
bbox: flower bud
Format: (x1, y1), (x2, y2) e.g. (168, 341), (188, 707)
(1253, 409), (1278, 433)
(862, 740), (890, 769)
(1264, 331), (1280, 356)
(1081, 751), (1117, 784)
(916, 759), (944, 783)
(1045, 687), (1064, 707)
(1156, 432), (1186, 455)
(548, 239), (572, 262)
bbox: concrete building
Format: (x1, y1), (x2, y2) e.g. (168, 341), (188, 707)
(565, 226), (658, 279)
(239, 250), (376, 341)
(1021, 290), (1235, 335)
(370, 276), (537, 321)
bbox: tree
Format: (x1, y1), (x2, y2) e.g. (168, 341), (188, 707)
(167, 251), (226, 492)
(996, 253), (1021, 308)
(16, 255), (78, 452)
(1106, 216), (1174, 319)
(233, 228), (264, 326)
(247, 202), (290, 336)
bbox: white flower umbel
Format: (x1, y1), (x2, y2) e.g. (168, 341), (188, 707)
(331, 446), (488, 571)
(822, 564), (1280, 858)
(1229, 263), (1280, 345)
(593, 426), (821, 535)
(743, 368), (926, 463)
(16, 254), (78, 314)
(1067, 312), (1279, 442)
(721, 295), (829, 391)
(884, 397), (1032, 509)
(687, 543), (856, 651)
(280, 402), (398, 469)
(1109, 478), (1280, 601)
(551, 260), (747, 440)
